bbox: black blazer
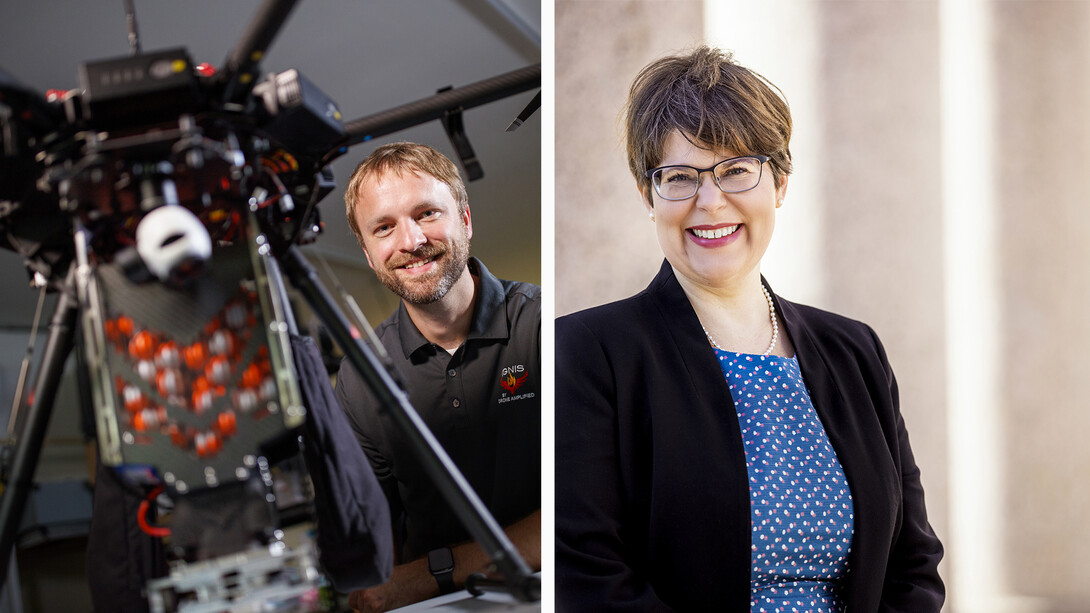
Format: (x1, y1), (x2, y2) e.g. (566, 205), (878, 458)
(555, 261), (944, 612)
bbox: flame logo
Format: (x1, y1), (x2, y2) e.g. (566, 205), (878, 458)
(500, 371), (529, 394)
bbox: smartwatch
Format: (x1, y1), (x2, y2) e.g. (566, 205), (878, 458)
(427, 547), (455, 594)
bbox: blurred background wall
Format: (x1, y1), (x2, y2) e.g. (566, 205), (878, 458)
(556, 1), (1090, 611)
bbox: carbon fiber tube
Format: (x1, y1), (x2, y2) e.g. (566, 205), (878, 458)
(220, 0), (300, 104)
(335, 63), (540, 155)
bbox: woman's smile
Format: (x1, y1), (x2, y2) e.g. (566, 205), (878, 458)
(687, 223), (742, 246)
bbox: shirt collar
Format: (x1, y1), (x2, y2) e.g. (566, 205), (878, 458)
(394, 257), (510, 359)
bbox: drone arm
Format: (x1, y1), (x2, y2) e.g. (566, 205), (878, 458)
(220, 0), (301, 104)
(331, 63), (541, 162)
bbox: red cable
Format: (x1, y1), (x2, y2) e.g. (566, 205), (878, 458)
(137, 485), (171, 538)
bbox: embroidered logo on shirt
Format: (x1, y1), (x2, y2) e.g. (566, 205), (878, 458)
(500, 365), (529, 394)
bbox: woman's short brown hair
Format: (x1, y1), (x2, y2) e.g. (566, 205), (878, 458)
(624, 46), (793, 206)
(344, 142), (468, 246)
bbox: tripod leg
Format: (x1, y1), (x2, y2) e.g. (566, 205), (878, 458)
(0, 267), (79, 585)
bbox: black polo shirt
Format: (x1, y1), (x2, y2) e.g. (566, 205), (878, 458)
(335, 258), (540, 560)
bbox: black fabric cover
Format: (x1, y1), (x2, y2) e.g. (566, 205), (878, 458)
(290, 333), (393, 591)
(87, 463), (166, 613)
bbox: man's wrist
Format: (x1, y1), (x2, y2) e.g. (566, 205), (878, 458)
(427, 547), (455, 595)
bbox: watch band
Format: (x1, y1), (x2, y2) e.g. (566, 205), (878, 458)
(427, 547), (455, 594)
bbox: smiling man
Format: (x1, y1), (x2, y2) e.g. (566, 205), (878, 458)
(335, 142), (541, 612)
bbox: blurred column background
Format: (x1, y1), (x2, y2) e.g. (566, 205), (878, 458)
(555, 1), (1090, 611)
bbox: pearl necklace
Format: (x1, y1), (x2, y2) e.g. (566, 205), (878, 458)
(702, 285), (779, 357)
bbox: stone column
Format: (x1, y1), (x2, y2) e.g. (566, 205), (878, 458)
(993, 2), (1090, 610)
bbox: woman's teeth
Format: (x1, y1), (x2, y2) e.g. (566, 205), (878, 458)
(691, 225), (739, 239)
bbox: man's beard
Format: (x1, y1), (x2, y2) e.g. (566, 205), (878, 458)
(375, 231), (470, 305)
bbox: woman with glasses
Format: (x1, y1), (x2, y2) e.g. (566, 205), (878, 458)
(555, 46), (944, 612)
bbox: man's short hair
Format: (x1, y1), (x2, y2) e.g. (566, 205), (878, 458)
(344, 142), (469, 247)
(624, 45), (793, 206)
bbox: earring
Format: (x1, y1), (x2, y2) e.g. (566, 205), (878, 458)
(649, 211), (655, 222)
(777, 198), (784, 207)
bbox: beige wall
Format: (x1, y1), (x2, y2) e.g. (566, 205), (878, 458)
(556, 1), (1090, 610)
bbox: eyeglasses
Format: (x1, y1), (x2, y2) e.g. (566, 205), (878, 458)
(645, 155), (770, 201)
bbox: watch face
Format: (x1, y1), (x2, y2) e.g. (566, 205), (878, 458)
(428, 547), (454, 572)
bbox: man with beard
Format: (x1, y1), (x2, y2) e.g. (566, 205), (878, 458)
(334, 142), (540, 612)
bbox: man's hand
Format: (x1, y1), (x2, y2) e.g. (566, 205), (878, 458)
(348, 510), (541, 613)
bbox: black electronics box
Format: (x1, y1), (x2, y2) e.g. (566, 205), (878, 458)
(253, 69), (345, 156)
(79, 48), (199, 130)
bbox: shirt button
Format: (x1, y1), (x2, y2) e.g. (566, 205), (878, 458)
(452, 398), (461, 408)
(447, 369), (456, 377)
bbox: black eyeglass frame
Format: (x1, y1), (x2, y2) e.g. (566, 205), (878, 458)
(644, 154), (772, 201)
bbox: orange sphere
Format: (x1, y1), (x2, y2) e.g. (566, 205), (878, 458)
(129, 330), (156, 361)
(206, 355), (231, 386)
(156, 369), (183, 397)
(168, 424), (182, 446)
(241, 363), (263, 389)
(216, 411), (237, 436)
(123, 385), (144, 413)
(104, 319), (120, 343)
(184, 342), (209, 371)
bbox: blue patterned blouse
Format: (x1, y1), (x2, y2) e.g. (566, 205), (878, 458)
(715, 349), (855, 612)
